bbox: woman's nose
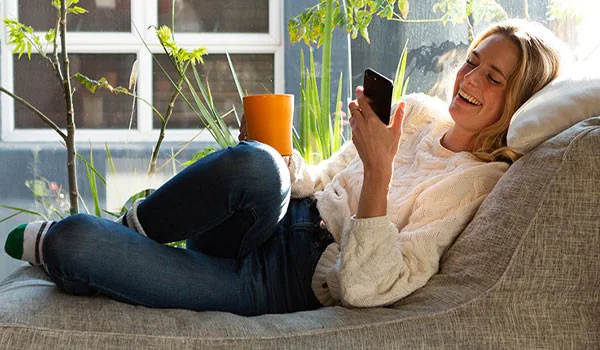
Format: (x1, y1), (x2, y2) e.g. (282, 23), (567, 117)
(464, 68), (482, 87)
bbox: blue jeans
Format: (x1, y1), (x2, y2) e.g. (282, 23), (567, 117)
(42, 141), (334, 316)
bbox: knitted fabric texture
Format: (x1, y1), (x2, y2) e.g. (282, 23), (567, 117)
(288, 93), (509, 307)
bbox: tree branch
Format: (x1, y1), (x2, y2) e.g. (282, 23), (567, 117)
(148, 70), (186, 174)
(0, 86), (67, 140)
(59, 0), (79, 215)
(53, 11), (65, 83)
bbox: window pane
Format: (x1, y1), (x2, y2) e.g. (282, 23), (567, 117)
(18, 0), (131, 32)
(14, 54), (138, 129)
(152, 54), (274, 129)
(157, 0), (268, 33)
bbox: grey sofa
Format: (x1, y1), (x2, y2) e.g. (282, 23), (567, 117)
(1, 117), (598, 349)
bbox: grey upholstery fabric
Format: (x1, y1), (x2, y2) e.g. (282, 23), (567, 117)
(1, 117), (598, 349)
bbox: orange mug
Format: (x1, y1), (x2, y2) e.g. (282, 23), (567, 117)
(243, 94), (294, 156)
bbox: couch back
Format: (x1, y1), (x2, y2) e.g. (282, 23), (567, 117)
(393, 116), (600, 347)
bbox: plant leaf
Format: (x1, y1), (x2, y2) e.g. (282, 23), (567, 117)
(105, 143), (117, 176)
(68, 6), (88, 15)
(226, 52), (245, 104)
(181, 147), (217, 166)
(398, 0), (410, 19)
(0, 204), (45, 218)
(0, 211), (23, 224)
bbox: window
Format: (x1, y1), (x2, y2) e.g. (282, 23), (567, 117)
(1, 0), (283, 142)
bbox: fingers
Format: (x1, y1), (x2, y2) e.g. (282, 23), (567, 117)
(348, 100), (361, 130)
(348, 87), (385, 133)
(238, 114), (248, 142)
(354, 86), (377, 122)
(390, 101), (405, 134)
(282, 155), (292, 167)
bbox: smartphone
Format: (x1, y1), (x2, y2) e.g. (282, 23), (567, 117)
(363, 68), (394, 125)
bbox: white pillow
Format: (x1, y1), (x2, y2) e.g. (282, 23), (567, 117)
(507, 71), (600, 153)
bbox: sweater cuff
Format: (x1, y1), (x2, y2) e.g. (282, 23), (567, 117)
(350, 215), (392, 230)
(341, 215), (396, 248)
(288, 149), (314, 198)
(287, 149), (303, 179)
(311, 243), (341, 306)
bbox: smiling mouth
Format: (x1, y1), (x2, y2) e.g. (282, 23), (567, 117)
(458, 90), (482, 106)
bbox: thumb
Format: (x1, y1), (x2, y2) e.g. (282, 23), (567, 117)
(390, 101), (405, 133)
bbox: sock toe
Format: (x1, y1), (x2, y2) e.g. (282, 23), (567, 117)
(5, 224), (26, 260)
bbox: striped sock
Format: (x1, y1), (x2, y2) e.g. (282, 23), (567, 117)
(4, 221), (54, 266)
(122, 198), (148, 237)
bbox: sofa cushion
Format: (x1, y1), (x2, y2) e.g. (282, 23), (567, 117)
(507, 72), (600, 153)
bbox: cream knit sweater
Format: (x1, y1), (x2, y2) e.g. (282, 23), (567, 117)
(288, 93), (509, 307)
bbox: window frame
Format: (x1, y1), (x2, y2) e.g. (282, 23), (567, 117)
(1, 0), (284, 143)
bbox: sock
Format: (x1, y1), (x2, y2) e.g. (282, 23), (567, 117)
(4, 221), (54, 265)
(115, 213), (128, 226)
(122, 198), (148, 237)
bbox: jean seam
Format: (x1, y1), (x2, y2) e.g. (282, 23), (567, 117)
(236, 207), (259, 258)
(290, 223), (318, 231)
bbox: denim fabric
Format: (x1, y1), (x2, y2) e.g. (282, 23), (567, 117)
(42, 141), (334, 316)
(137, 141), (292, 259)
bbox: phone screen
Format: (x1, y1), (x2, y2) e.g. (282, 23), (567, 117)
(363, 68), (394, 125)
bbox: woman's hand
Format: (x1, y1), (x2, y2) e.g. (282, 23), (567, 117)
(349, 86), (405, 177)
(238, 114), (248, 142)
(350, 86), (405, 218)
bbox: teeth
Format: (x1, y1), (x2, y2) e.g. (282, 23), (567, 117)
(458, 90), (482, 106)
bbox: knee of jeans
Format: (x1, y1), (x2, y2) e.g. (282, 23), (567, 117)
(231, 141), (291, 193)
(43, 214), (98, 266)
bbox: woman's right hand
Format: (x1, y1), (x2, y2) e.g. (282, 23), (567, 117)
(349, 86), (404, 176)
(238, 114), (248, 142)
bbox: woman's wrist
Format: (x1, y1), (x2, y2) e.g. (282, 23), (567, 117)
(356, 169), (392, 218)
(363, 164), (393, 184)
(362, 174), (391, 199)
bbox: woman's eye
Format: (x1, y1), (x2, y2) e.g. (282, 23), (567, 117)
(487, 75), (500, 84)
(466, 59), (476, 67)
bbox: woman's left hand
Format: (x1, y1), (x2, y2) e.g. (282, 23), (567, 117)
(238, 114), (248, 142)
(349, 86), (405, 177)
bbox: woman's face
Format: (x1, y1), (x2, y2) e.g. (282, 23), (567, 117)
(448, 33), (520, 135)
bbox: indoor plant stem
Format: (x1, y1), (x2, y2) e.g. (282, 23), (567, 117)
(59, 0), (79, 214)
(319, 0), (334, 158)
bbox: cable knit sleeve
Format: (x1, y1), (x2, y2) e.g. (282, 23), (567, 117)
(336, 162), (507, 307)
(288, 142), (358, 198)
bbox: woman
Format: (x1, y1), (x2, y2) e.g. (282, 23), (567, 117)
(4, 20), (568, 315)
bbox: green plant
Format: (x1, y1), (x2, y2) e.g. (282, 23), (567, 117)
(1, 0), (248, 225)
(292, 0), (342, 164)
(433, 0), (507, 41)
(76, 24), (214, 175)
(290, 0), (413, 164)
(24, 179), (68, 220)
(77, 18), (246, 176)
(0, 0), (134, 223)
(289, 0), (416, 46)
(294, 40), (410, 165)
(294, 47), (345, 164)
(142, 24), (239, 156)
(1, 0), (86, 214)
(72, 8), (245, 224)
(392, 40), (410, 104)
(547, 0), (584, 23)
(431, 0), (583, 42)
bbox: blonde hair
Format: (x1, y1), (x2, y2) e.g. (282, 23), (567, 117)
(468, 20), (570, 164)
